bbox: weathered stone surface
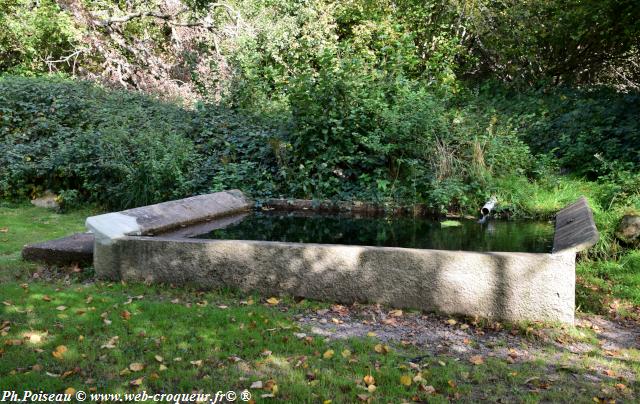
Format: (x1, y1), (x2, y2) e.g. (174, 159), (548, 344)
(262, 198), (427, 216)
(616, 215), (640, 243)
(104, 237), (576, 324)
(89, 193), (597, 324)
(22, 233), (94, 265)
(552, 197), (599, 253)
(86, 190), (252, 245)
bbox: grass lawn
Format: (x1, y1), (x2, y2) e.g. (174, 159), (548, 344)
(1, 203), (639, 402)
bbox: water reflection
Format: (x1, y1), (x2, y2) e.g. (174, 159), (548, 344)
(192, 211), (554, 253)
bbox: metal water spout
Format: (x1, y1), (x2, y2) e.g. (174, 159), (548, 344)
(478, 196), (497, 224)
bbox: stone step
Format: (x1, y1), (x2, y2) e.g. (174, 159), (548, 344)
(22, 233), (94, 265)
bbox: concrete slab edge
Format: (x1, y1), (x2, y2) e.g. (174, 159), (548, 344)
(86, 190), (252, 245)
(552, 196), (599, 254)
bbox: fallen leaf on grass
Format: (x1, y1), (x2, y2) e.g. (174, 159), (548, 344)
(448, 380), (457, 388)
(120, 310), (131, 320)
(341, 349), (351, 358)
(469, 355), (484, 365)
(366, 332), (377, 337)
(264, 380), (278, 395)
(446, 319), (457, 326)
(190, 360), (203, 367)
(154, 355), (163, 363)
(42, 295), (51, 302)
(130, 377), (143, 387)
(266, 297), (280, 305)
(56, 306), (67, 311)
(100, 336), (118, 349)
(356, 394), (370, 402)
(158, 364), (168, 371)
(64, 387), (76, 395)
(52, 345), (67, 359)
(374, 344), (390, 354)
(363, 375), (375, 386)
(0, 228), (8, 233)
(250, 381), (263, 389)
(149, 372), (160, 381)
(389, 309), (403, 317)
(367, 384), (376, 393)
(129, 363), (144, 372)
(419, 384), (436, 394)
(400, 375), (412, 386)
(323, 350), (334, 359)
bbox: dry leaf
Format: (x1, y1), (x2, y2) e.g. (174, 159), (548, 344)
(154, 355), (163, 363)
(250, 381), (263, 389)
(389, 309), (403, 317)
(42, 295), (51, 302)
(366, 332), (377, 337)
(400, 375), (412, 386)
(149, 372), (160, 381)
(100, 336), (118, 349)
(120, 310), (131, 320)
(0, 228), (8, 233)
(52, 345), (67, 359)
(367, 384), (377, 393)
(374, 344), (389, 354)
(64, 387), (76, 395)
(159, 364), (168, 371)
(341, 349), (351, 358)
(56, 306), (67, 311)
(266, 297), (280, 305)
(130, 377), (143, 387)
(446, 319), (457, 326)
(190, 360), (203, 367)
(322, 349), (334, 359)
(363, 375), (375, 386)
(469, 355), (484, 365)
(419, 384), (436, 394)
(129, 362), (145, 372)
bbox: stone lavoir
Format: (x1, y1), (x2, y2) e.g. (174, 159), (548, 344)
(85, 191), (598, 324)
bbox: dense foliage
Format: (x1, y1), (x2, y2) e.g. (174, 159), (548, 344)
(0, 0), (638, 220)
(1, 76), (638, 218)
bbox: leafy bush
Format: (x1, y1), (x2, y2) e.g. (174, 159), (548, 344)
(0, 76), (199, 209)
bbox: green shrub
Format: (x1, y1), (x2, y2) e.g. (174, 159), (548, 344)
(0, 76), (198, 209)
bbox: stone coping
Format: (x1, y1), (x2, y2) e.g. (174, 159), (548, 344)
(552, 197), (599, 253)
(21, 233), (94, 265)
(86, 190), (252, 245)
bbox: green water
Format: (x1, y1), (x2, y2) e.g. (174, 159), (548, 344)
(192, 212), (554, 252)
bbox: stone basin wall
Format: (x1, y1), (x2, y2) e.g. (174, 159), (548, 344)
(86, 192), (599, 324)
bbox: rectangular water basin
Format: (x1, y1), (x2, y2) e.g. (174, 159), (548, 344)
(86, 191), (598, 324)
